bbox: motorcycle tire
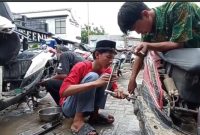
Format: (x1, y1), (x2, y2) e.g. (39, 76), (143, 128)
(139, 120), (147, 135)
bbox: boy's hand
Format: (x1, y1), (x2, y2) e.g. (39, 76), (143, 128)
(94, 73), (110, 87)
(94, 73), (118, 87)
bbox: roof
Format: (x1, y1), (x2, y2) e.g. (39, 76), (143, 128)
(13, 9), (71, 18)
(15, 8), (71, 14)
(13, 8), (79, 25)
(89, 35), (126, 41)
(89, 35), (140, 41)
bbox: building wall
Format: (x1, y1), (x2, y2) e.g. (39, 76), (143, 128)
(14, 9), (81, 43)
(46, 18), (55, 33)
(45, 17), (80, 43)
(67, 21), (81, 43)
(64, 17), (80, 43)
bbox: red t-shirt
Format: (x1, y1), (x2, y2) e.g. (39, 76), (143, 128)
(59, 61), (118, 106)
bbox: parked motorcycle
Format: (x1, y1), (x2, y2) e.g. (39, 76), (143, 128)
(0, 2), (58, 111)
(0, 48), (58, 111)
(74, 48), (93, 61)
(75, 43), (93, 61)
(133, 49), (200, 135)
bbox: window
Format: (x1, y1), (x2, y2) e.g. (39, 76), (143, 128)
(55, 19), (66, 34)
(25, 19), (47, 32)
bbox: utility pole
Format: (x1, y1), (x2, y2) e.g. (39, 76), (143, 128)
(87, 2), (90, 44)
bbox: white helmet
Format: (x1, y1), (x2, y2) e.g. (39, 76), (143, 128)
(0, 15), (15, 34)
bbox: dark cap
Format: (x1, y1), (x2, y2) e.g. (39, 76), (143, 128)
(95, 40), (117, 54)
(55, 45), (69, 53)
(47, 32), (53, 36)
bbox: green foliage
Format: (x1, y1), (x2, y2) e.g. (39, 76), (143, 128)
(81, 24), (106, 44)
(31, 43), (39, 48)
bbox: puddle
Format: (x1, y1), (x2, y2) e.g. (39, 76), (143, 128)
(0, 102), (34, 118)
(0, 95), (56, 135)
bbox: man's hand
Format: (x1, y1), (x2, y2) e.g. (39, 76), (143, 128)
(38, 77), (53, 86)
(128, 79), (137, 94)
(114, 87), (129, 99)
(114, 85), (129, 99)
(134, 42), (148, 56)
(38, 78), (49, 86)
(47, 46), (57, 54)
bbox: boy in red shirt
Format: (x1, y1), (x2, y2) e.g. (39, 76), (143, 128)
(59, 40), (128, 135)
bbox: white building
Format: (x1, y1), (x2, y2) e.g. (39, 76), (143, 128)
(13, 8), (81, 43)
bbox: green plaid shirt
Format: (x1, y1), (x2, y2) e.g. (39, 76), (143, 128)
(142, 2), (200, 48)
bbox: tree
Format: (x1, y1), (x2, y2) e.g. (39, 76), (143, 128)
(81, 24), (106, 44)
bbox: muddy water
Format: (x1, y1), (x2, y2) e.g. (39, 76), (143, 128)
(0, 97), (61, 135)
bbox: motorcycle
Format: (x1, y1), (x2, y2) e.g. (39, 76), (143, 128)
(52, 37), (93, 61)
(133, 49), (200, 135)
(0, 2), (58, 111)
(74, 48), (93, 61)
(73, 43), (93, 61)
(0, 48), (58, 111)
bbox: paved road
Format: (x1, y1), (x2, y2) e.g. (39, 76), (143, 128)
(0, 63), (143, 135)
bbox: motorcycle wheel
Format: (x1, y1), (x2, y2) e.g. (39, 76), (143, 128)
(197, 107), (200, 135)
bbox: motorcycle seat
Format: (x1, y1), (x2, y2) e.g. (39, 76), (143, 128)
(158, 48), (200, 73)
(17, 50), (36, 60)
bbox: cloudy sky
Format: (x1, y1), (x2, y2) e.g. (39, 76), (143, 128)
(7, 2), (200, 37)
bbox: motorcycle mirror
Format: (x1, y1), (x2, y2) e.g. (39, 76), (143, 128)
(0, 15), (15, 34)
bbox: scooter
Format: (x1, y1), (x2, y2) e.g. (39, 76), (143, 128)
(133, 49), (200, 135)
(0, 2), (58, 111)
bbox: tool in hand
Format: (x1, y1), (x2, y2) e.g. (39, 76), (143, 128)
(104, 58), (120, 92)
(105, 89), (136, 101)
(104, 59), (136, 101)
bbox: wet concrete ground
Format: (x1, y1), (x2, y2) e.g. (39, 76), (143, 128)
(0, 63), (143, 135)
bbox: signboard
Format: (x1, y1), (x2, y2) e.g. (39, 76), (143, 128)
(16, 24), (48, 42)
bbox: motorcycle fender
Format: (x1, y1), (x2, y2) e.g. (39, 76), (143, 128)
(24, 51), (53, 78)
